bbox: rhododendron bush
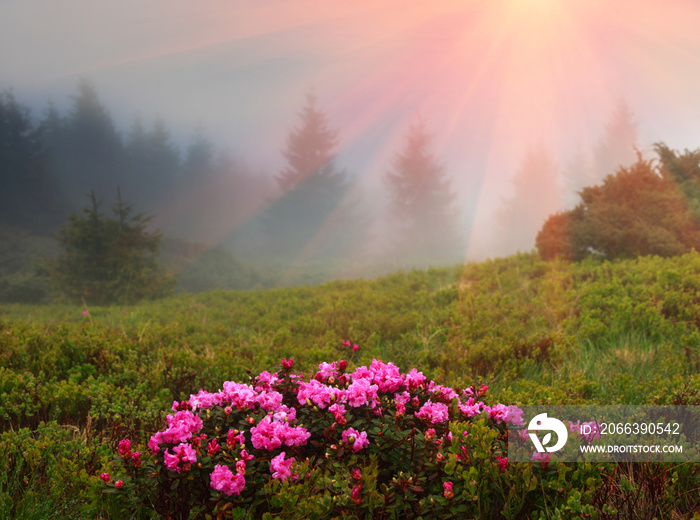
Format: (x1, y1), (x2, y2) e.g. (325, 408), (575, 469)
(104, 356), (600, 519)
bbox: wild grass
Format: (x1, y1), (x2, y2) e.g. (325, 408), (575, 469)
(2, 251), (700, 517)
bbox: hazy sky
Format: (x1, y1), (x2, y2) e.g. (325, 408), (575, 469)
(3, 0), (700, 258)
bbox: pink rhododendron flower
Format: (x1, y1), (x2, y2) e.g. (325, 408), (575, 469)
(281, 357), (294, 369)
(99, 472), (110, 484)
(457, 397), (484, 418)
(315, 361), (339, 382)
(254, 371), (280, 391)
(351, 484), (362, 504)
(404, 368), (426, 392)
(189, 389), (221, 410)
(342, 428), (369, 452)
(443, 481), (454, 500)
(148, 431), (163, 454)
(240, 449), (254, 462)
(485, 403), (509, 424)
(352, 344), (359, 353)
(428, 382), (458, 401)
(496, 454), (508, 473)
(345, 378), (379, 408)
(393, 391), (411, 416)
(369, 360), (404, 393)
(210, 464), (246, 496)
(415, 400), (449, 424)
(506, 405), (525, 426)
(131, 451), (142, 469)
(115, 480), (123, 489)
(208, 438), (220, 457)
(270, 452), (298, 481)
(296, 379), (334, 409)
(250, 415), (310, 451)
(272, 405), (296, 423)
(163, 443), (197, 473)
(531, 452), (551, 466)
(117, 439), (131, 458)
(351, 365), (372, 380)
(221, 382), (258, 410)
(329, 403), (347, 423)
(162, 410), (203, 444)
(256, 389), (283, 411)
(129, 357), (532, 510)
(227, 428), (244, 449)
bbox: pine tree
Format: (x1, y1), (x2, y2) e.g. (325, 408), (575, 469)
(261, 94), (354, 267)
(64, 80), (125, 208)
(385, 121), (461, 266)
(497, 145), (561, 254)
(0, 90), (62, 232)
(49, 190), (173, 304)
(592, 100), (639, 181)
(124, 116), (180, 213)
(277, 92), (338, 192)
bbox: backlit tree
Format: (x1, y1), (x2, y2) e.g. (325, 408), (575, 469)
(385, 122), (461, 266)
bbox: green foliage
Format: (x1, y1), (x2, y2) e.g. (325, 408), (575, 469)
(176, 247), (261, 293)
(0, 227), (56, 303)
(537, 148), (700, 261)
(49, 191), (174, 304)
(3, 252), (700, 517)
(0, 422), (110, 519)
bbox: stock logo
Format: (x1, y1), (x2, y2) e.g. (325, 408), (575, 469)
(528, 413), (568, 453)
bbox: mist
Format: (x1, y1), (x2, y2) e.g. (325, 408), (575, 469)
(3, 0), (700, 289)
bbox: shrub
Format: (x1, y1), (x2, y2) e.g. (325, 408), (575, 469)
(537, 150), (700, 261)
(104, 355), (603, 519)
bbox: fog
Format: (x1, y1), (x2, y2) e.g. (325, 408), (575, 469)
(3, 0), (700, 285)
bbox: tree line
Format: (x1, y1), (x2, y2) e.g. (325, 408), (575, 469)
(1, 82), (462, 302)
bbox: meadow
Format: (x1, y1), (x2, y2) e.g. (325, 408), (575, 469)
(2, 251), (700, 519)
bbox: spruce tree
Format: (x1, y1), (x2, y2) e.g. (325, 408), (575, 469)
(497, 145), (561, 254)
(385, 121), (461, 267)
(261, 93), (353, 267)
(64, 80), (125, 208)
(0, 90), (62, 232)
(50, 190), (173, 304)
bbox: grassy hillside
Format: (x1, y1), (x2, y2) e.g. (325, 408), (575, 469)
(2, 251), (700, 517)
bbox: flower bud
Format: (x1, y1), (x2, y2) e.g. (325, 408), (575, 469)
(443, 481), (454, 500)
(351, 484), (362, 505)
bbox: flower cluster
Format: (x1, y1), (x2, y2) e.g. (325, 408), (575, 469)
(106, 352), (525, 516)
